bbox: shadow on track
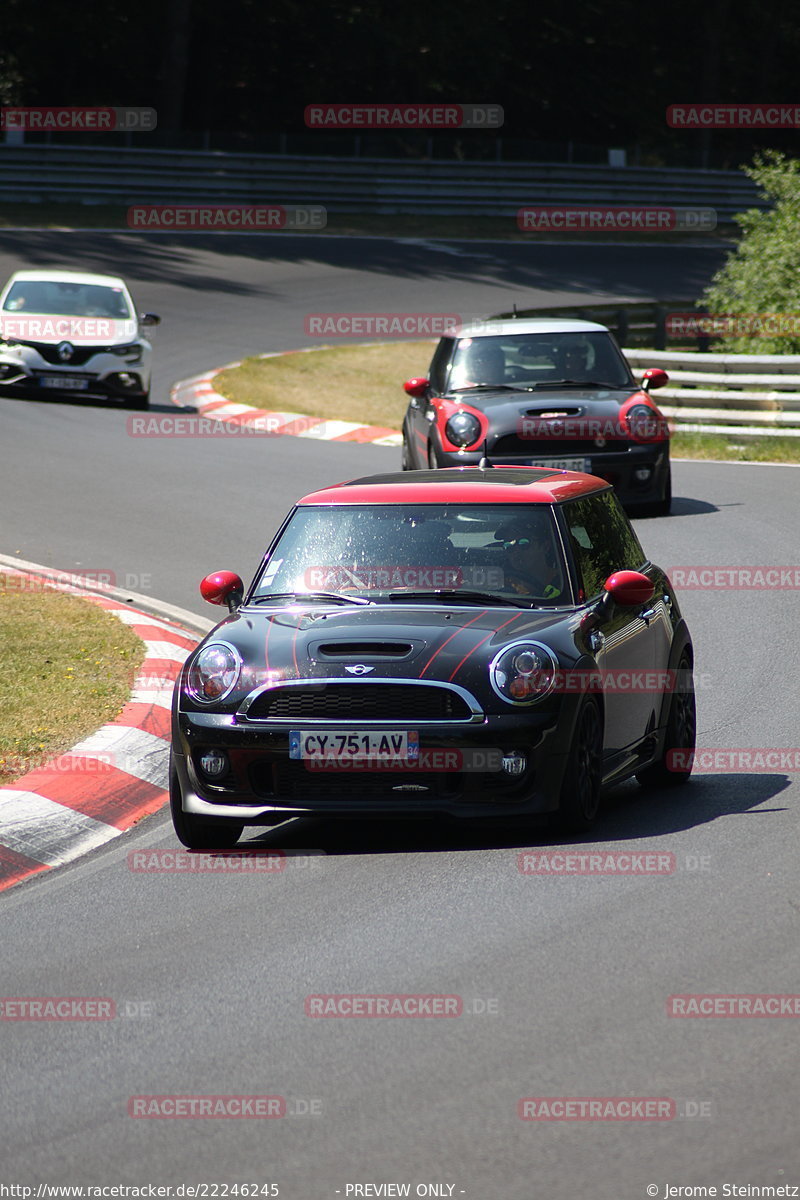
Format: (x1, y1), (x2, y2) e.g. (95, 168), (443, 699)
(237, 771), (789, 857)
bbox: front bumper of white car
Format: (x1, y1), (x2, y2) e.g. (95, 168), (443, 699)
(0, 339), (152, 402)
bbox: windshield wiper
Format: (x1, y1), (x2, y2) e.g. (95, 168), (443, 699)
(387, 589), (535, 608)
(451, 383), (536, 393)
(544, 379), (623, 389)
(251, 591), (372, 606)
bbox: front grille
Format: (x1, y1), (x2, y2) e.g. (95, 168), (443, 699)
(243, 682), (474, 722)
(22, 342), (100, 366)
(256, 761), (462, 802)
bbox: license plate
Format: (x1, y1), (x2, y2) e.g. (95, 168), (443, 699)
(289, 729), (420, 761)
(39, 376), (89, 391)
(527, 457), (590, 472)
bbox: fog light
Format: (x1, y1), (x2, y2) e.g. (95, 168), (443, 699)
(199, 749), (229, 779)
(117, 373), (137, 388)
(502, 752), (527, 777)
(634, 467), (653, 482)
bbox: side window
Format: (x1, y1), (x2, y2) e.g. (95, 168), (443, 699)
(563, 492), (646, 599)
(428, 339), (454, 393)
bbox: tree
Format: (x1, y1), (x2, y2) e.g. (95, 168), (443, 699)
(701, 152), (800, 354)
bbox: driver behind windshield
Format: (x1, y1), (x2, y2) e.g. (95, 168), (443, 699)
(451, 338), (506, 388)
(494, 517), (565, 600)
(558, 339), (593, 382)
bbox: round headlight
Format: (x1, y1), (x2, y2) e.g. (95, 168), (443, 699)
(445, 410), (482, 448)
(187, 642), (242, 702)
(490, 641), (558, 705)
(625, 403), (665, 443)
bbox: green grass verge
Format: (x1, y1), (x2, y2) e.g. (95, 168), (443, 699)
(0, 576), (144, 786)
(670, 431), (800, 462)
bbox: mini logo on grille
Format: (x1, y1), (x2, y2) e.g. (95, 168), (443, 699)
(344, 664), (374, 675)
(57, 341), (75, 362)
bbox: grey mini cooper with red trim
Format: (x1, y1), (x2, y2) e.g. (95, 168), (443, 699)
(401, 318), (672, 516)
(170, 467), (695, 849)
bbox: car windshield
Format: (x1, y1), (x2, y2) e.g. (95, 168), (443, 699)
(2, 281), (133, 319)
(448, 331), (632, 391)
(252, 504), (573, 605)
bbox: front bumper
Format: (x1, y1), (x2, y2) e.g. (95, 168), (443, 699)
(0, 351), (150, 401)
(438, 443), (670, 506)
(172, 706), (571, 821)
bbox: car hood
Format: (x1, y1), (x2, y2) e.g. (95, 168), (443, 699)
(447, 385), (645, 418)
(205, 602), (579, 689)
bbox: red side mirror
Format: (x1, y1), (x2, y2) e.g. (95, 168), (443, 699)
(604, 570), (655, 607)
(641, 368), (669, 391)
(200, 571), (244, 607)
(404, 377), (429, 398)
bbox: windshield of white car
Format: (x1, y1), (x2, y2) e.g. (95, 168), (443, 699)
(2, 281), (133, 320)
(251, 504), (573, 605)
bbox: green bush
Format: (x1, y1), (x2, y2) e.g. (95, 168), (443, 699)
(701, 152), (800, 355)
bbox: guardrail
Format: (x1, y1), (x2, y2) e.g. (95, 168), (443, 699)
(495, 302), (800, 437)
(0, 145), (766, 220)
(622, 348), (800, 436)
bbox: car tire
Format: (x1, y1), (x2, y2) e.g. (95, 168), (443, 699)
(169, 752), (244, 849)
(556, 699), (603, 832)
(401, 433), (413, 471)
(123, 391), (150, 411)
(427, 441), (439, 469)
(635, 466), (671, 518)
(636, 650), (696, 788)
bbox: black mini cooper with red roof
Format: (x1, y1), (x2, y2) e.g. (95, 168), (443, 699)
(170, 467), (695, 848)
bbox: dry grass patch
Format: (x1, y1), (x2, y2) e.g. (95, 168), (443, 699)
(213, 341), (434, 428)
(0, 577), (144, 785)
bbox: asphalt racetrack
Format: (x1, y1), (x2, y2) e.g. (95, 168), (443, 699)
(2, 232), (798, 1199)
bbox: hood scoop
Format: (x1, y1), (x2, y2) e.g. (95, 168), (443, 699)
(525, 407), (582, 418)
(317, 641), (414, 660)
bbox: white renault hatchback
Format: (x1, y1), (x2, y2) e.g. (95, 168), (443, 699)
(0, 269), (160, 409)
